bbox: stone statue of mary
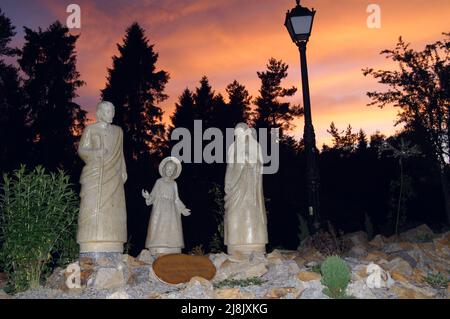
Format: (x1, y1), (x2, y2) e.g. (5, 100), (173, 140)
(142, 157), (191, 254)
(224, 123), (268, 255)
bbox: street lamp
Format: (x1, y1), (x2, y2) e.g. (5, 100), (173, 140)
(284, 0), (320, 229)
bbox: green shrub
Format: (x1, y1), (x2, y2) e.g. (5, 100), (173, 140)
(310, 264), (322, 274)
(425, 272), (449, 290)
(320, 255), (351, 299)
(0, 166), (79, 292)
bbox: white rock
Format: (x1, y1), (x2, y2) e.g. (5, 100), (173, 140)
(209, 253), (229, 269)
(266, 250), (284, 264)
(366, 263), (394, 289)
(299, 280), (328, 299)
(106, 290), (130, 299)
(137, 249), (154, 264)
(234, 263), (268, 280)
(89, 268), (125, 289)
(182, 276), (215, 299)
(65, 262), (81, 289)
(347, 281), (378, 299)
(287, 261), (301, 274)
(386, 257), (413, 276)
(214, 259), (268, 282)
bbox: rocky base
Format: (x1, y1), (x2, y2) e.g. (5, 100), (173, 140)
(7, 225), (450, 299)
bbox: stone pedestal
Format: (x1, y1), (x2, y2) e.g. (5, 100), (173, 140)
(79, 242), (124, 253)
(227, 244), (266, 255)
(149, 247), (181, 255)
(80, 252), (123, 268)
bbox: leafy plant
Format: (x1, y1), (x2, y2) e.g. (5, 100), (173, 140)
(297, 213), (310, 248)
(320, 256), (351, 299)
(0, 166), (79, 293)
(378, 138), (421, 235)
(208, 183), (225, 253)
(189, 244), (205, 256)
(213, 277), (266, 289)
(310, 264), (322, 274)
(425, 272), (449, 290)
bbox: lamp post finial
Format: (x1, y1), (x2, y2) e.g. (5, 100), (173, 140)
(296, 0), (300, 6)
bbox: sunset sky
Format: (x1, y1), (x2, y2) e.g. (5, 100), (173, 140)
(2, 0), (450, 146)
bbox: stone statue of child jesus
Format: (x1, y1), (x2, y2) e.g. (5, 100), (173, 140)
(142, 156), (191, 255)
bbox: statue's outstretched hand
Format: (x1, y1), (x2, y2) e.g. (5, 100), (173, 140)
(181, 208), (191, 216)
(142, 189), (150, 199)
(142, 189), (153, 206)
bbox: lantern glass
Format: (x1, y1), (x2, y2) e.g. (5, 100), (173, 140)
(290, 15), (312, 35)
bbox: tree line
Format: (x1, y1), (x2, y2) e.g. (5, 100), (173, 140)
(0, 8), (448, 255)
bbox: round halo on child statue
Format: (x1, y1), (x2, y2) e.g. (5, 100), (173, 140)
(76, 102), (268, 257)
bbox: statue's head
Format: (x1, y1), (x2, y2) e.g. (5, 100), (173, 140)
(159, 156), (182, 180)
(234, 122), (249, 141)
(96, 101), (115, 124)
(164, 161), (177, 178)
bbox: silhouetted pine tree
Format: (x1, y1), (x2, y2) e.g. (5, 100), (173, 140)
(18, 21), (86, 172)
(0, 9), (30, 173)
(254, 58), (303, 133)
(357, 129), (368, 151)
(171, 88), (195, 131)
(225, 80), (252, 127)
(102, 22), (169, 163)
(193, 76), (215, 128)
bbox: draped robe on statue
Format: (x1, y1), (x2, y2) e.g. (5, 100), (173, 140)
(224, 136), (268, 250)
(77, 123), (127, 252)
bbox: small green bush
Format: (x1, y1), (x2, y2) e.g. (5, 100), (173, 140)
(320, 255), (351, 299)
(0, 166), (79, 292)
(425, 272), (449, 290)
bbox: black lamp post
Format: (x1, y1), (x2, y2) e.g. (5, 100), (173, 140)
(285, 0), (320, 228)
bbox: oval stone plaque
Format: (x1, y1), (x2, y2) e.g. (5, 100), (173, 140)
(152, 254), (216, 285)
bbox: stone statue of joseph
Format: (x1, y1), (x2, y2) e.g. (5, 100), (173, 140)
(77, 101), (127, 253)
